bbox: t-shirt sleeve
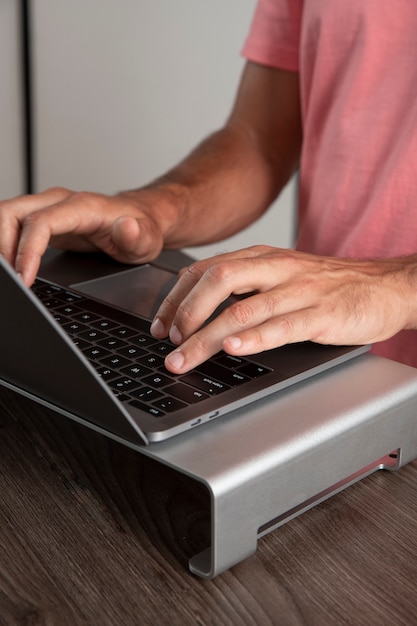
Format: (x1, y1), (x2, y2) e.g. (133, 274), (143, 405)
(241, 0), (302, 71)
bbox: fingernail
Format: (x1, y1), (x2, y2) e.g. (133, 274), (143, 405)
(226, 336), (242, 350)
(169, 325), (183, 345)
(166, 350), (185, 371)
(150, 317), (165, 337)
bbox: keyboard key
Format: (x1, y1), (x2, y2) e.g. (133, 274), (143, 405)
(60, 291), (84, 303)
(52, 313), (72, 325)
(215, 354), (248, 369)
(41, 297), (62, 308)
(180, 372), (230, 395)
(97, 337), (128, 350)
(197, 361), (250, 386)
(130, 334), (157, 348)
(238, 363), (272, 378)
(120, 364), (153, 379)
(62, 321), (90, 335)
(152, 396), (187, 413)
(95, 366), (120, 381)
(117, 345), (147, 359)
(113, 326), (138, 339)
(71, 338), (91, 351)
(130, 386), (163, 402)
(137, 354), (165, 369)
(128, 399), (165, 417)
(112, 391), (130, 402)
(55, 303), (82, 316)
(167, 382), (209, 404)
(81, 346), (112, 360)
(148, 341), (173, 356)
(78, 329), (108, 342)
(100, 355), (132, 369)
(72, 311), (100, 323)
(90, 318), (119, 331)
(109, 377), (140, 392)
(142, 373), (174, 389)
(32, 281), (61, 297)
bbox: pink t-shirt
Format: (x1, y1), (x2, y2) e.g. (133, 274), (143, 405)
(242, 0), (417, 367)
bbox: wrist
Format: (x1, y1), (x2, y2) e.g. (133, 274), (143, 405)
(401, 255), (417, 330)
(117, 181), (189, 248)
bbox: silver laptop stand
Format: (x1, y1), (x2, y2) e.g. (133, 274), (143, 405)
(124, 353), (417, 578)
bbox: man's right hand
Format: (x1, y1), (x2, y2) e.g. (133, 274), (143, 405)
(0, 186), (167, 286)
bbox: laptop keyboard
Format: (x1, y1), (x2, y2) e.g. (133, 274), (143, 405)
(31, 278), (272, 418)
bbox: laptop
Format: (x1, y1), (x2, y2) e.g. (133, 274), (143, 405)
(0, 251), (369, 445)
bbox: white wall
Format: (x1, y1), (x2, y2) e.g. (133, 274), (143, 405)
(0, 1), (24, 198)
(32, 0), (296, 260)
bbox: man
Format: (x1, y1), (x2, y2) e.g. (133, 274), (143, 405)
(1, 1), (416, 374)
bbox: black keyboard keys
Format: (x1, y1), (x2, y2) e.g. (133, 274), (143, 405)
(31, 277), (274, 420)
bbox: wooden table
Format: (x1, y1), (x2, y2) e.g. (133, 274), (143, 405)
(1, 384), (417, 626)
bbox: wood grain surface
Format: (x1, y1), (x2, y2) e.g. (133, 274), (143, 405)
(1, 385), (417, 626)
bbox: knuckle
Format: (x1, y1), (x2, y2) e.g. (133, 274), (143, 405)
(247, 244), (274, 256)
(72, 191), (96, 207)
(183, 261), (204, 282)
(277, 316), (296, 338)
(177, 300), (200, 327)
(158, 293), (178, 318)
(206, 260), (236, 285)
(44, 186), (69, 195)
(71, 190), (106, 213)
(15, 248), (38, 262)
(21, 212), (41, 228)
(0, 195), (26, 214)
(190, 332), (210, 357)
(262, 293), (281, 316)
(249, 327), (269, 352)
(228, 300), (254, 327)
(21, 211), (52, 238)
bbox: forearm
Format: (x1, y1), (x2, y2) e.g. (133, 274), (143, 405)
(141, 126), (295, 247)
(397, 254), (417, 330)
(120, 64), (302, 249)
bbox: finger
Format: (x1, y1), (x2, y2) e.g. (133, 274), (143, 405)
(162, 290), (297, 373)
(223, 308), (320, 356)
(111, 216), (141, 255)
(0, 213), (21, 266)
(0, 188), (70, 265)
(14, 200), (103, 285)
(164, 323), (227, 373)
(150, 261), (212, 340)
(153, 254), (288, 344)
(151, 247), (274, 340)
(0, 187), (71, 218)
(110, 215), (163, 264)
(15, 215), (63, 285)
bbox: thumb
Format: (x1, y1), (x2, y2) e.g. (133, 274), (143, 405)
(111, 215), (163, 263)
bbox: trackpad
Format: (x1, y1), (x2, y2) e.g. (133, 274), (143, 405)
(71, 264), (178, 320)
